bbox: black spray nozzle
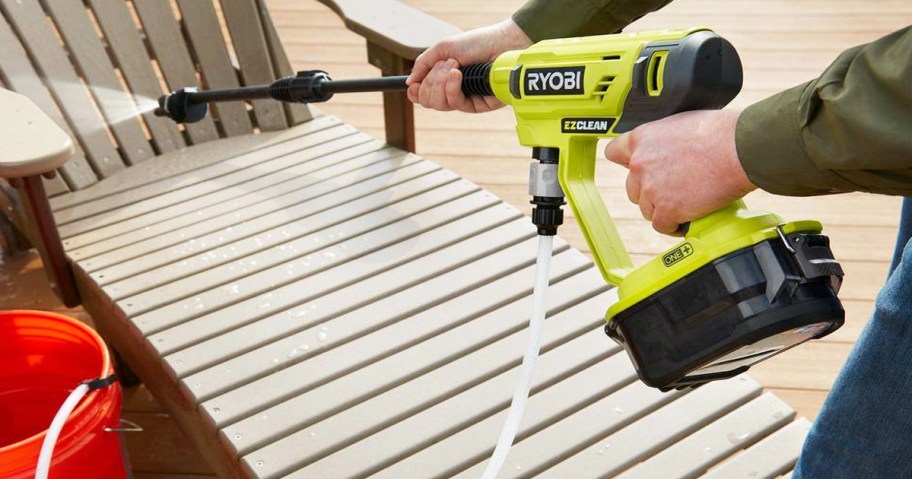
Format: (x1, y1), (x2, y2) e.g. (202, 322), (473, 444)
(154, 87), (208, 124)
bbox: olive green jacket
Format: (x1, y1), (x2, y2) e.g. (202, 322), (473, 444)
(513, 0), (912, 196)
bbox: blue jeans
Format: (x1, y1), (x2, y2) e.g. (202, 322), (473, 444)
(794, 197), (912, 478)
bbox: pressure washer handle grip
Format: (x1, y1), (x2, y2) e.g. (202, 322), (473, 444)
(460, 63), (494, 97)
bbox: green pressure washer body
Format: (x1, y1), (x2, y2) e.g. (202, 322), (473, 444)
(155, 28), (845, 391)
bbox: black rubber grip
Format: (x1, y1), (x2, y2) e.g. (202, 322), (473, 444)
(460, 62), (493, 97)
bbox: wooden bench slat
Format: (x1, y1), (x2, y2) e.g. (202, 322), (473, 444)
(175, 0), (254, 137)
(217, 241), (587, 457)
(617, 392), (796, 479)
(87, 0), (186, 155)
(130, 0), (220, 144)
(54, 116), (339, 221)
(0, 0), (124, 178)
(267, 298), (613, 479)
(198, 236), (591, 431)
(69, 143), (395, 263)
(450, 380), (682, 479)
(701, 418), (809, 479)
(0, 16), (96, 190)
(180, 246), (586, 402)
(539, 377), (763, 478)
(41, 0), (154, 166)
(114, 166), (463, 312)
(255, 0), (313, 125)
(56, 121), (352, 233)
(49, 118), (331, 212)
(219, 0), (288, 131)
(376, 355), (654, 479)
(136, 187), (500, 342)
(166, 217), (542, 379)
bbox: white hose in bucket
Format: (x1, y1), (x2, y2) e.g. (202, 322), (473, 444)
(480, 234), (553, 479)
(35, 382), (90, 479)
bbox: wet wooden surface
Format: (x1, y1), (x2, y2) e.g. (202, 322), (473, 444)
(1, 0), (908, 476)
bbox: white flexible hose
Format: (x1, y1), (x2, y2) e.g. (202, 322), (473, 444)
(480, 234), (554, 479)
(35, 383), (90, 479)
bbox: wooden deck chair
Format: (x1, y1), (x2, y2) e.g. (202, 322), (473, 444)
(0, 1), (812, 477)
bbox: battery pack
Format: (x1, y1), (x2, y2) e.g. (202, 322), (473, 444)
(606, 231), (845, 391)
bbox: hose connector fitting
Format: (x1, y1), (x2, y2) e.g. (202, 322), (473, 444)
(529, 147), (565, 236)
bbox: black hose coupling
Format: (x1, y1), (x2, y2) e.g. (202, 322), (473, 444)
(269, 70), (333, 103)
(529, 147), (565, 236)
(154, 87), (208, 123)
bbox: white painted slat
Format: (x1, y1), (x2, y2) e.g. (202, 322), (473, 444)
(451, 381), (683, 479)
(167, 218), (541, 379)
(0, 14), (97, 189)
(87, 0), (185, 154)
(617, 392), (795, 479)
(57, 124), (358, 235)
(701, 418), (810, 479)
(0, 0), (124, 178)
(185, 246), (587, 403)
(138, 189), (504, 345)
(49, 118), (329, 212)
(375, 354), (652, 479)
(69, 143), (396, 262)
(539, 376), (763, 479)
(175, 0), (254, 137)
(131, 0), (219, 143)
(116, 167), (465, 313)
(220, 0), (287, 131)
(217, 249), (597, 460)
(86, 152), (428, 282)
(42, 0), (154, 165)
(208, 265), (607, 433)
(270, 301), (615, 479)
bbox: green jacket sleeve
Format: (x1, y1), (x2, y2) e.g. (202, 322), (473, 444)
(736, 26), (912, 196)
(513, 0), (672, 41)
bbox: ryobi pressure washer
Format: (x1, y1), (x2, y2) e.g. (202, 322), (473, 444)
(156, 28), (845, 391)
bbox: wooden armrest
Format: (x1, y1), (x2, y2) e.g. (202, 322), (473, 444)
(0, 88), (72, 179)
(317, 0), (462, 60)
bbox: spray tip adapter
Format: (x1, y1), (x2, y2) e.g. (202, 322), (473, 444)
(154, 87), (208, 124)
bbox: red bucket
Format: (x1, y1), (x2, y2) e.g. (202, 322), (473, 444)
(0, 310), (127, 478)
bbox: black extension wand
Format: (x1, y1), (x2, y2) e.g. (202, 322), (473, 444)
(154, 65), (493, 123)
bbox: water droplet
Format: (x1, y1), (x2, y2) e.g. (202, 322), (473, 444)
(212, 407), (220, 413)
(255, 460), (264, 467)
(597, 448), (604, 455)
(320, 325), (328, 332)
(317, 331), (328, 342)
(604, 443), (611, 449)
(258, 302), (271, 309)
(309, 431), (317, 437)
(272, 357), (280, 364)
(261, 414), (269, 421)
(234, 434), (242, 440)
(705, 446), (713, 453)
(514, 465), (522, 471)
(175, 359), (183, 365)
(194, 383), (201, 388)
(727, 432), (750, 444)
(613, 407), (624, 415)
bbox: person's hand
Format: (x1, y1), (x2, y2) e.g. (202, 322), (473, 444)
(406, 19), (532, 113)
(604, 109), (756, 235)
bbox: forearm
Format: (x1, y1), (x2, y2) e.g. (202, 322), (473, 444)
(736, 26), (912, 196)
(512, 0), (673, 41)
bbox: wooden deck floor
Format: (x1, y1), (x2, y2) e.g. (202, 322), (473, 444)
(0, 0), (908, 476)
